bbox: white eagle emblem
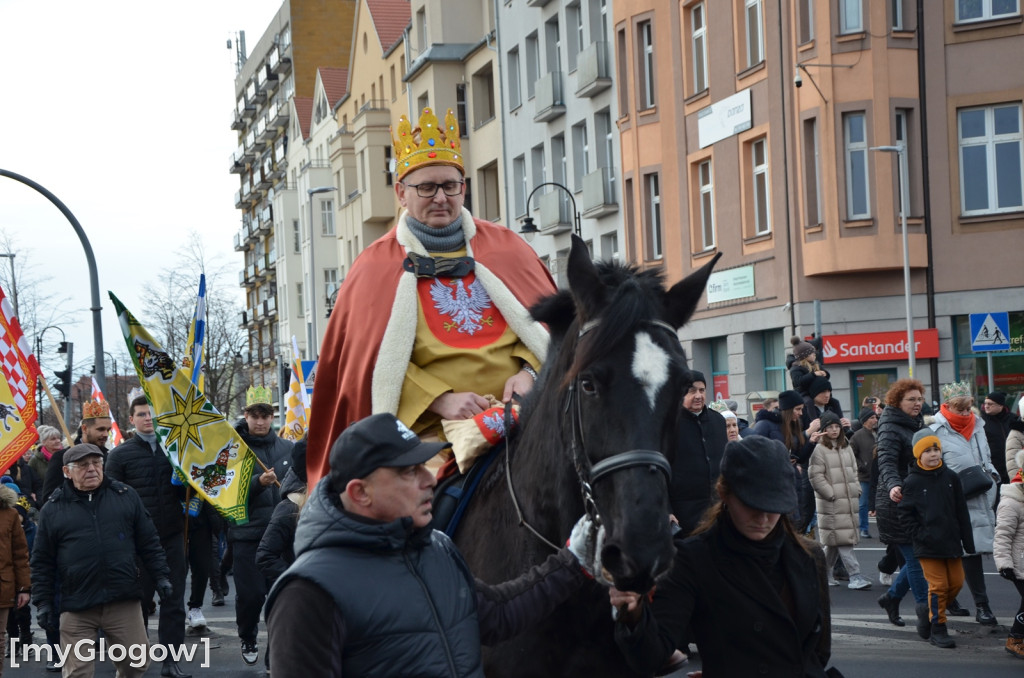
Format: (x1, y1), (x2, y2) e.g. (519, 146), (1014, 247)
(429, 278), (493, 335)
(480, 411), (506, 437)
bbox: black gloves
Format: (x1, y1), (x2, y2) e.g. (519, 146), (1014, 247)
(156, 579), (174, 602)
(1000, 568), (1016, 581)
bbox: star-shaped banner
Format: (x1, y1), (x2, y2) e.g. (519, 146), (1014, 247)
(156, 383), (223, 462)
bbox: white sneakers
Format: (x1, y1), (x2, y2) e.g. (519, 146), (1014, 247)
(880, 568), (899, 586)
(848, 574), (873, 590)
(186, 607), (207, 629)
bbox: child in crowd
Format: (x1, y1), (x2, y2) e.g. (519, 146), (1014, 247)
(898, 429), (975, 649)
(994, 451), (1024, 659)
(809, 411), (871, 590)
(789, 337), (829, 396)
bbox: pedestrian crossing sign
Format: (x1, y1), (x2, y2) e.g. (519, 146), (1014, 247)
(970, 312), (1010, 352)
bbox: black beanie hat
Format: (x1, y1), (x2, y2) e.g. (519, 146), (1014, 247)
(807, 376), (832, 399)
(779, 390), (803, 411)
(689, 370), (707, 386)
(818, 411), (841, 431)
(858, 407), (877, 424)
(987, 391), (1007, 407)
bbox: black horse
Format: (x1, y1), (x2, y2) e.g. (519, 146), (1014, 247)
(455, 235), (720, 677)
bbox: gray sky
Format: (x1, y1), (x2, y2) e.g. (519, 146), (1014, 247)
(0, 0), (283, 382)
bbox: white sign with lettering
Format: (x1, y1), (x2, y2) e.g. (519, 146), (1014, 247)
(697, 89), (753, 149)
(706, 265), (755, 304)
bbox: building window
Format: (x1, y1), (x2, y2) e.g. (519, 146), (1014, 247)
(751, 138), (771, 235)
(552, 134), (567, 188)
(840, 0), (863, 33)
(745, 0), (764, 68)
(957, 0), (1020, 22)
(321, 200), (335, 236)
(698, 160), (715, 249)
(601, 232), (619, 262)
(958, 103), (1024, 215)
(616, 27), (629, 113)
(390, 65), (397, 100)
(545, 16), (561, 74)
(596, 109), (615, 200)
(763, 330), (787, 391)
(799, 0), (814, 43)
(644, 173), (663, 259)
(710, 337), (729, 396)
(531, 143), (546, 200)
(416, 8), (428, 53)
(296, 282), (304, 317)
(638, 20), (655, 110)
(417, 92), (429, 113)
(803, 118), (821, 225)
(691, 4), (708, 94)
(526, 32), (540, 99)
(894, 108), (911, 211)
(324, 269), (339, 301)
(507, 47), (522, 110)
(572, 121), (589, 192)
(478, 162), (501, 222)
(844, 112), (870, 219)
(567, 3), (583, 71)
(891, 0), (904, 29)
(455, 83), (470, 133)
(513, 155), (527, 217)
(471, 64), (495, 128)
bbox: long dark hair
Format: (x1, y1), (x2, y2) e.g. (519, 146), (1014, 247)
(781, 407), (805, 452)
(691, 477), (812, 555)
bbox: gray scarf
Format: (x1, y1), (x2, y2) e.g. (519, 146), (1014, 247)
(406, 214), (464, 253)
(136, 431), (159, 453)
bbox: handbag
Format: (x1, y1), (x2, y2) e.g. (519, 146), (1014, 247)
(957, 464), (994, 499)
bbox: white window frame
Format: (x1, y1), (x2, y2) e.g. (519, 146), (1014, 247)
(320, 199), (334, 236)
(752, 138), (771, 235)
(513, 155), (527, 217)
(891, 0), (904, 29)
(531, 143), (546, 206)
(745, 0), (764, 68)
(296, 282), (304, 317)
(526, 33), (540, 99)
(956, 0), (1020, 22)
(646, 173), (663, 259)
(691, 4), (708, 93)
(698, 160), (715, 250)
(844, 112), (871, 220)
(507, 48), (521, 110)
(572, 121), (589, 192)
(324, 269), (339, 300)
(799, 0), (815, 43)
(292, 220), (300, 253)
(639, 21), (655, 109)
(840, 0), (863, 33)
(596, 109), (615, 198)
(958, 103), (1024, 215)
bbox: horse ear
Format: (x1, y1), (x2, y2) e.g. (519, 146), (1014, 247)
(566, 234), (605, 321)
(664, 252), (722, 329)
(531, 291), (575, 339)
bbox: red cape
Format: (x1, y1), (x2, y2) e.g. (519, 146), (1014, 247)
(306, 217), (555, 486)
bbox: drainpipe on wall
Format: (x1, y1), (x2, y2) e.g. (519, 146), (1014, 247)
(778, 0), (797, 336)
(916, 0), (939, 402)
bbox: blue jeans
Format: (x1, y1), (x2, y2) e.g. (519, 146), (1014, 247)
(859, 481), (870, 532)
(887, 543), (928, 604)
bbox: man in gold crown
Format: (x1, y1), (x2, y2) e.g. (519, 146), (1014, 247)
(306, 107), (556, 486)
(41, 399), (113, 503)
(230, 385), (294, 667)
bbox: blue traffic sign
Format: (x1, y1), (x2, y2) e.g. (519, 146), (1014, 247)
(970, 312), (1010, 352)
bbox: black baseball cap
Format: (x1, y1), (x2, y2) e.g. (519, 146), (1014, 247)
(63, 443), (104, 465)
(329, 413), (450, 489)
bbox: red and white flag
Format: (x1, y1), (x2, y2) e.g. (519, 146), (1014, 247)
(90, 377), (123, 448)
(0, 285), (42, 474)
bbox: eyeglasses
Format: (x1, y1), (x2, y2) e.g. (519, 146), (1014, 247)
(69, 459), (103, 470)
(401, 180), (464, 198)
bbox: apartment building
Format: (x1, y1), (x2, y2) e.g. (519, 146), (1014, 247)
(230, 0), (355, 400)
(614, 0), (1024, 411)
(496, 0), (622, 284)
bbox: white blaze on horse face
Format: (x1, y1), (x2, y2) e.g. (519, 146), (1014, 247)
(632, 331), (671, 411)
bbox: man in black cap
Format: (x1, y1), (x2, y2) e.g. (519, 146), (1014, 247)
(264, 413), (598, 678)
(850, 408), (879, 538)
(982, 391), (1018, 484)
(31, 444), (172, 678)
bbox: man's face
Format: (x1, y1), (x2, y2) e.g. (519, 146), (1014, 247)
(864, 414), (878, 431)
(983, 398), (1005, 416)
(64, 455), (104, 492)
(130, 405), (155, 435)
(245, 411), (274, 436)
(82, 419), (112, 447)
(395, 165), (465, 228)
(362, 464), (437, 528)
(683, 382), (707, 413)
(813, 390), (831, 407)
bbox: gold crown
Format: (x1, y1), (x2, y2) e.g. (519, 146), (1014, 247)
(941, 381), (972, 403)
(391, 108), (463, 181)
(81, 399), (110, 420)
(246, 385), (273, 408)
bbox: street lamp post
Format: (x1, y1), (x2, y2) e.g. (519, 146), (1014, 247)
(35, 325), (67, 419)
(0, 252), (16, 316)
(871, 143), (915, 378)
(519, 182), (582, 238)
(306, 186), (337, 361)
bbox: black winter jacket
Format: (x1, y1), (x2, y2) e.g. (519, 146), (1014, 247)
(898, 461), (976, 558)
(801, 396), (852, 439)
(42, 445), (108, 504)
(874, 405), (923, 545)
(105, 435), (185, 538)
(255, 467), (305, 582)
(265, 477), (587, 678)
(669, 407), (727, 536)
(228, 422), (293, 542)
(31, 478), (169, 613)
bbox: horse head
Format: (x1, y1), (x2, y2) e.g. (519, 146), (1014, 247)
(530, 236), (720, 594)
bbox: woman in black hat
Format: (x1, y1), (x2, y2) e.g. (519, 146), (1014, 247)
(611, 436), (840, 677)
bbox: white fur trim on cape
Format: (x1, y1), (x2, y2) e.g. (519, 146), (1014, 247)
(371, 208), (549, 415)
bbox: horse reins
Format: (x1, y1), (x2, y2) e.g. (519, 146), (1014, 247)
(503, 318), (677, 552)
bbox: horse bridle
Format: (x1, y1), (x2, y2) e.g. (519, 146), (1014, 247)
(504, 318), (677, 551)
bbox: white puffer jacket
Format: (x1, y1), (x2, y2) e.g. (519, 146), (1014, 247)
(809, 442), (861, 547)
(994, 470), (1024, 578)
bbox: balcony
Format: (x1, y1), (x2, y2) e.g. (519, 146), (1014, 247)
(256, 162), (272, 191)
(240, 268), (254, 288)
(257, 115), (275, 143)
(233, 231), (244, 251)
(231, 108), (245, 131)
(538, 191), (573, 234)
(251, 120), (267, 151)
(575, 41), (612, 98)
(253, 71), (267, 102)
(245, 81), (257, 107)
(229, 146), (245, 174)
(270, 98), (289, 128)
(238, 96), (255, 121)
(234, 190), (244, 209)
(533, 72), (565, 123)
(264, 250), (277, 271)
(242, 215), (256, 239)
(264, 296), (277, 317)
(249, 303), (259, 325)
(581, 167), (618, 218)
(270, 45), (291, 75)
(526, 0), (552, 5)
(238, 310), (247, 327)
(258, 205), (273, 233)
(243, 130), (257, 161)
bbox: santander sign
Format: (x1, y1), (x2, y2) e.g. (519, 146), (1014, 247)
(821, 329), (940, 365)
